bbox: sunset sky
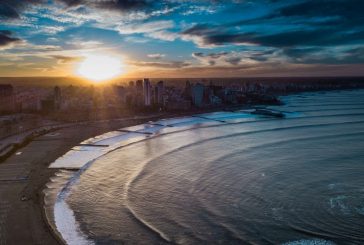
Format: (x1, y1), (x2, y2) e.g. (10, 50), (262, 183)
(1, 0), (364, 78)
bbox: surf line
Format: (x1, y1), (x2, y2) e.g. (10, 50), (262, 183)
(123, 157), (172, 243)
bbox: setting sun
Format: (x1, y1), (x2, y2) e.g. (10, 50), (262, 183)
(77, 55), (123, 82)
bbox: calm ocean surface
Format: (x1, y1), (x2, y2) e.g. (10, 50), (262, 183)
(64, 90), (364, 244)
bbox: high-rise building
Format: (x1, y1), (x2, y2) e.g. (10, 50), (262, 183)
(183, 80), (192, 99)
(135, 80), (144, 106)
(54, 86), (62, 110)
(0, 84), (16, 114)
(154, 86), (158, 105)
(191, 83), (204, 107)
(136, 80), (143, 93)
(156, 81), (164, 105)
(114, 85), (126, 103)
(143, 78), (151, 106)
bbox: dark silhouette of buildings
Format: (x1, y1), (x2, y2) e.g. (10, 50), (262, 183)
(1, 77), (364, 116)
(143, 78), (151, 106)
(0, 84), (16, 114)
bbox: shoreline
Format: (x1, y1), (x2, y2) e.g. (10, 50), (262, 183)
(0, 110), (217, 245)
(1, 105), (259, 245)
(3, 88), (361, 244)
(44, 107), (282, 244)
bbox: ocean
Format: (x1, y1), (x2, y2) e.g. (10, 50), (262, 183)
(49, 89), (364, 244)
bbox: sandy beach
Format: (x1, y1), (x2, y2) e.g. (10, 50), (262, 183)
(0, 92), (306, 244)
(0, 107), (230, 245)
(0, 114), (180, 245)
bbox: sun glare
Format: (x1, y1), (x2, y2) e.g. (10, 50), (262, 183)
(77, 54), (123, 82)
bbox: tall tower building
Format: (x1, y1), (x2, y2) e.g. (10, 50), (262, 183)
(143, 78), (151, 106)
(135, 80), (143, 106)
(136, 80), (143, 93)
(191, 83), (204, 107)
(0, 84), (15, 114)
(54, 86), (62, 110)
(156, 81), (164, 105)
(183, 80), (192, 99)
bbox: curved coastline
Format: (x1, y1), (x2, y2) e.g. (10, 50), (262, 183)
(43, 89), (364, 244)
(44, 110), (269, 244)
(45, 110), (347, 244)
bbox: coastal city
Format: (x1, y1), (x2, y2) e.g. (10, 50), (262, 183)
(0, 79), (280, 115)
(1, 78), (363, 117)
(1, 77), (364, 245)
(1, 77), (363, 153)
(1, 0), (364, 244)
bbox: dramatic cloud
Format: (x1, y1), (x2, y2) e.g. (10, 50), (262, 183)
(225, 56), (241, 65)
(57, 0), (151, 12)
(0, 0), (45, 19)
(274, 0), (363, 23)
(182, 24), (364, 49)
(181, 0), (364, 52)
(192, 51), (255, 66)
(0, 30), (22, 50)
(282, 46), (364, 65)
(0, 3), (20, 19)
(1, 0), (364, 76)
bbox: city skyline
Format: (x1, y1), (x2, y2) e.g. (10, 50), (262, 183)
(1, 0), (364, 78)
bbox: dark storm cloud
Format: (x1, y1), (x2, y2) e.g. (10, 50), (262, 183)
(0, 0), (44, 19)
(183, 0), (364, 50)
(231, 0), (364, 28)
(183, 21), (364, 48)
(0, 0), (155, 19)
(274, 0), (364, 37)
(57, 0), (83, 7)
(0, 30), (21, 47)
(284, 46), (364, 65)
(57, 0), (151, 11)
(92, 0), (150, 11)
(0, 3), (20, 19)
(253, 29), (364, 47)
(276, 0), (363, 21)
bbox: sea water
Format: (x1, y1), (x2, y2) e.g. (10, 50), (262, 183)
(55, 90), (364, 244)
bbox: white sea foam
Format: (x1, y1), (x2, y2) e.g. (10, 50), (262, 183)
(53, 161), (98, 245)
(49, 112), (259, 169)
(329, 195), (351, 215)
(54, 199), (94, 245)
(49, 132), (144, 169)
(282, 239), (336, 245)
(48, 91), (364, 244)
(49, 111), (266, 244)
